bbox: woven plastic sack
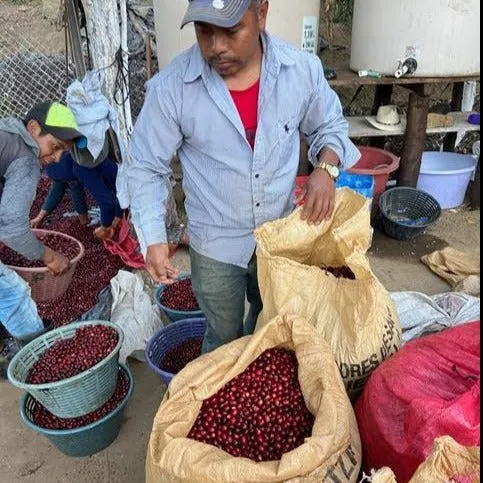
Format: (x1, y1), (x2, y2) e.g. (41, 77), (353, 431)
(146, 314), (361, 483)
(255, 189), (401, 399)
(367, 437), (480, 483)
(390, 291), (480, 345)
(366, 468), (397, 483)
(109, 270), (163, 363)
(355, 322), (480, 483)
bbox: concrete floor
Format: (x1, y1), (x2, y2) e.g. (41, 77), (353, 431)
(0, 209), (480, 483)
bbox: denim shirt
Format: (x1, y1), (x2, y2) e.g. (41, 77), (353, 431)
(127, 32), (360, 268)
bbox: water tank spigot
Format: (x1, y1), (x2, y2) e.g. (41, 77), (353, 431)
(395, 58), (418, 78)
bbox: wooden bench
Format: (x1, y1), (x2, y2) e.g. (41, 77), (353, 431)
(348, 111), (480, 139)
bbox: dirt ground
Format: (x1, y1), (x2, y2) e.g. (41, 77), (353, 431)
(0, 0), (65, 54)
(0, 209), (480, 483)
(0, 2), (480, 482)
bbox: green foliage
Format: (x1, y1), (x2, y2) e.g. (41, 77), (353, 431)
(333, 0), (354, 24)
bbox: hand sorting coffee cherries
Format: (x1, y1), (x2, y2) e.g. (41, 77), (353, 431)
(188, 348), (315, 462)
(0, 234), (80, 268)
(159, 338), (204, 374)
(160, 278), (200, 312)
(31, 370), (129, 430)
(30, 178), (125, 328)
(26, 325), (118, 384)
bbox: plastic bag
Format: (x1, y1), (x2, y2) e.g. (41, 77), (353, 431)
(146, 314), (361, 483)
(355, 322), (480, 483)
(255, 189), (401, 399)
(80, 286), (113, 322)
(109, 270), (163, 363)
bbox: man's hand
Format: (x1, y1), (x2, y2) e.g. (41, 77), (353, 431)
(297, 169), (336, 225)
(42, 247), (70, 276)
(145, 243), (180, 285)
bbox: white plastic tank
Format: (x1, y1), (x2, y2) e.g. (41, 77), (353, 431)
(153, 0), (320, 70)
(350, 0), (480, 77)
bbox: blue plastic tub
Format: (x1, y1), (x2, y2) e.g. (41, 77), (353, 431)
(145, 318), (207, 386)
(20, 364), (134, 458)
(154, 273), (204, 322)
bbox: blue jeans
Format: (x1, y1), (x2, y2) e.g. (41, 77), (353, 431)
(0, 263), (43, 339)
(190, 248), (263, 353)
(42, 179), (88, 215)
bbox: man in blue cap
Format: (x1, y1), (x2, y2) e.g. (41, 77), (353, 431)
(128, 0), (360, 353)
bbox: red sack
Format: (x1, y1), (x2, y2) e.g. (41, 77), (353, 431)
(355, 321), (480, 483)
(104, 216), (145, 269)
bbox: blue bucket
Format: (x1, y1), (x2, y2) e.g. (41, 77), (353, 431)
(145, 318), (207, 386)
(20, 364), (134, 457)
(154, 273), (204, 322)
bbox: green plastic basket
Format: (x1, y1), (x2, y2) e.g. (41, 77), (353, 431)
(20, 364), (134, 458)
(8, 321), (124, 419)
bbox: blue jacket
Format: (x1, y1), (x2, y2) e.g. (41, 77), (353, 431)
(48, 153), (121, 227)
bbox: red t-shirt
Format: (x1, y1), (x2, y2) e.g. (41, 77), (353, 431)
(229, 80), (260, 149)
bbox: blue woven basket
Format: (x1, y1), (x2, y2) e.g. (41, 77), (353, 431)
(145, 318), (207, 385)
(154, 272), (204, 322)
(379, 187), (442, 241)
(20, 364), (134, 458)
(8, 321), (123, 418)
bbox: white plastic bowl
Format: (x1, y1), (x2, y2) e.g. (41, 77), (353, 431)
(417, 152), (477, 209)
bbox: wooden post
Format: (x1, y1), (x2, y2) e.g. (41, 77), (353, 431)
(371, 85), (394, 115)
(398, 92), (430, 187)
(370, 84), (393, 149)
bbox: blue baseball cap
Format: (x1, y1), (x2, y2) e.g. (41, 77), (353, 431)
(181, 0), (252, 29)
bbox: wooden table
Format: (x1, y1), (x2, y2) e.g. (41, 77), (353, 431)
(327, 65), (480, 187)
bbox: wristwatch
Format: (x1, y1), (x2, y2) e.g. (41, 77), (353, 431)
(314, 161), (340, 180)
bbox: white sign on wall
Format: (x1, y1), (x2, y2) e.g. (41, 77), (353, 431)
(301, 16), (318, 55)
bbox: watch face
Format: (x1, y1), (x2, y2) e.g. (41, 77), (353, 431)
(328, 165), (339, 178)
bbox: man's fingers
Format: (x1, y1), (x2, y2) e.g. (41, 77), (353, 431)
(148, 263), (179, 285)
(308, 195), (325, 224)
(316, 196), (330, 224)
(165, 266), (180, 278)
(327, 197), (335, 219)
(149, 268), (174, 285)
(295, 187), (307, 206)
(301, 191), (316, 221)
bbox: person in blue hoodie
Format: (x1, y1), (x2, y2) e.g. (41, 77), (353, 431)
(31, 151), (123, 240)
(30, 152), (89, 228)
